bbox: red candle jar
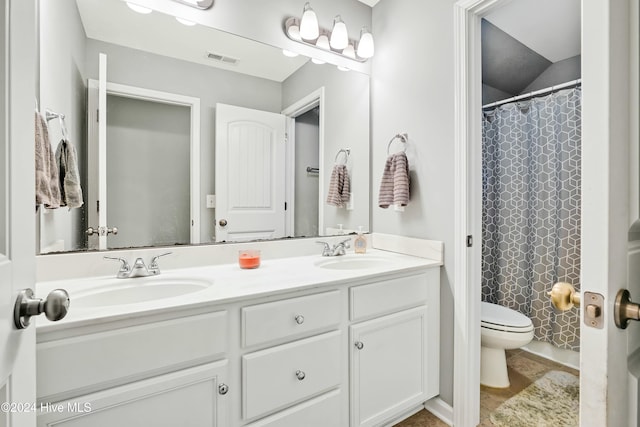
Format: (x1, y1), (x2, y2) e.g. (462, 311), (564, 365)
(238, 249), (261, 269)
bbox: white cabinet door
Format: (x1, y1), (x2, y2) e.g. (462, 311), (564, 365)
(215, 103), (286, 242)
(350, 306), (429, 427)
(37, 361), (229, 427)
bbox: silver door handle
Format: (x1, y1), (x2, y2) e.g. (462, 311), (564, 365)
(14, 288), (70, 329)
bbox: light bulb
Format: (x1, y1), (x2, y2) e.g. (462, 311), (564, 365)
(287, 24), (302, 42)
(357, 27), (374, 58)
(282, 50), (299, 58)
(176, 17), (196, 26)
(312, 58), (326, 64)
(126, 2), (152, 14)
(316, 34), (330, 50)
(343, 44), (356, 60)
(330, 16), (348, 50)
(300, 3), (319, 41)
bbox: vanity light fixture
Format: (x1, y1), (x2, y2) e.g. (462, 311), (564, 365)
(299, 2), (319, 40)
(283, 5), (374, 65)
(126, 2), (153, 14)
(329, 16), (348, 50)
(171, 0), (214, 10)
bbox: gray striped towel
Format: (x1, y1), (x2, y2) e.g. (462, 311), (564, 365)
(326, 164), (351, 207)
(35, 112), (61, 209)
(378, 152), (410, 209)
(56, 139), (84, 209)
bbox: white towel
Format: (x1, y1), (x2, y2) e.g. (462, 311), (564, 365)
(55, 139), (84, 208)
(326, 164), (351, 207)
(378, 152), (410, 209)
(35, 112), (61, 209)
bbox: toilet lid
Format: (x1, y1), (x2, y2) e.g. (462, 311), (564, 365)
(481, 301), (533, 330)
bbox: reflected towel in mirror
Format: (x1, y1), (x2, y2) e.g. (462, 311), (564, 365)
(56, 139), (84, 209)
(326, 164), (351, 207)
(35, 112), (61, 209)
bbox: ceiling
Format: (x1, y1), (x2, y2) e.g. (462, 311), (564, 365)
(75, 0), (309, 82)
(356, 0), (381, 7)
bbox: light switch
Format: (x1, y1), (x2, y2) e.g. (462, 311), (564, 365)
(206, 195), (216, 208)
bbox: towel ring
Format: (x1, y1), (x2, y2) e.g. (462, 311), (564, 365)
(387, 133), (408, 155)
(335, 148), (350, 165)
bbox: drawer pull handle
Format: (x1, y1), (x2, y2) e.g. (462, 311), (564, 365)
(218, 384), (229, 395)
(295, 315), (305, 325)
(354, 341), (364, 350)
(295, 370), (306, 381)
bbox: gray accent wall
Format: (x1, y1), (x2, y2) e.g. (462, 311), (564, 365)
(371, 0), (456, 406)
(294, 108), (320, 237)
(522, 55), (581, 93)
(85, 39), (282, 243)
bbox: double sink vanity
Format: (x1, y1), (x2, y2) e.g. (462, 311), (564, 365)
(34, 234), (442, 427)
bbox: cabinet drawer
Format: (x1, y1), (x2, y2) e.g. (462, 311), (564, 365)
(350, 270), (438, 321)
(246, 390), (342, 427)
(37, 311), (227, 401)
(242, 331), (341, 420)
(242, 290), (341, 347)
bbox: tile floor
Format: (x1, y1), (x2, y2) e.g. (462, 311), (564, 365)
(395, 349), (580, 426)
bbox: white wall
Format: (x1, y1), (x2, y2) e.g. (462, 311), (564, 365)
(38, 0), (88, 252)
(371, 0), (457, 406)
(282, 62), (370, 233)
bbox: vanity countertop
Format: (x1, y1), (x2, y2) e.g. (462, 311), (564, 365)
(35, 248), (441, 334)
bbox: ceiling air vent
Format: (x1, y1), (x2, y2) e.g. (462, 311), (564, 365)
(206, 52), (239, 65)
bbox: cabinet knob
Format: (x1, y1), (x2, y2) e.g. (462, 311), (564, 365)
(295, 315), (305, 325)
(218, 383), (229, 395)
(295, 370), (306, 381)
(354, 341), (364, 350)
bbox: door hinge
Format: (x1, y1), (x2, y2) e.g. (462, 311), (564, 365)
(284, 202), (287, 211)
(96, 109), (99, 122)
(97, 200), (100, 212)
(466, 235), (473, 247)
(284, 132), (288, 143)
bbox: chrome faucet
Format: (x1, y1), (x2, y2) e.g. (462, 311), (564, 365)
(316, 238), (351, 256)
(104, 252), (172, 278)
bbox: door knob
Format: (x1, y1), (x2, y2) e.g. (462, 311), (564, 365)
(548, 282), (580, 311)
(614, 289), (640, 329)
(14, 288), (70, 329)
(219, 219), (228, 227)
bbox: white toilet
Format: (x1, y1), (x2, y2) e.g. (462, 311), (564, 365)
(480, 301), (534, 388)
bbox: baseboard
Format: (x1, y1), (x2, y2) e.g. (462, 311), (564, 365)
(424, 397), (453, 426)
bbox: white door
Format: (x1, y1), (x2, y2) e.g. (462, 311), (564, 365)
(580, 0), (639, 425)
(215, 103), (286, 242)
(1, 1), (37, 425)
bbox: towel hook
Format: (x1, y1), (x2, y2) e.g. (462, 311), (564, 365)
(387, 133), (408, 155)
(335, 148), (350, 165)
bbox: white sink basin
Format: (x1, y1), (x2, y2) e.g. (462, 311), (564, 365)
(73, 277), (213, 307)
(314, 255), (395, 270)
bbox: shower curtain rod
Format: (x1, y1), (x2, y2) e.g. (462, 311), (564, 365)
(482, 78), (582, 109)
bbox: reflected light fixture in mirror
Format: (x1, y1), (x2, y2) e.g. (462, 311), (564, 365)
(126, 2), (152, 14)
(176, 17), (197, 26)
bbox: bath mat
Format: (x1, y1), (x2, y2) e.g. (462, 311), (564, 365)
(489, 370), (579, 427)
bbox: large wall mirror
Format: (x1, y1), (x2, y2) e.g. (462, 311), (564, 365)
(37, 0), (370, 254)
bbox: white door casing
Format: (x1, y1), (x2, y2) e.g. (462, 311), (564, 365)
(215, 103), (286, 242)
(87, 57), (201, 249)
(454, 0), (638, 426)
(0, 1), (38, 426)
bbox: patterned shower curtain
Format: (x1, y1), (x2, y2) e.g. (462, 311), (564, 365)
(481, 87), (581, 351)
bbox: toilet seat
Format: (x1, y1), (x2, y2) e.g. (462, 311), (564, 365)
(481, 301), (533, 333)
